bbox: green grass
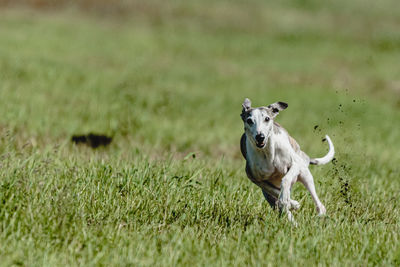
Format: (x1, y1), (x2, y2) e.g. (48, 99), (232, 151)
(0, 1), (400, 266)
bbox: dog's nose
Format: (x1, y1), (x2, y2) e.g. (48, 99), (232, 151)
(255, 133), (265, 143)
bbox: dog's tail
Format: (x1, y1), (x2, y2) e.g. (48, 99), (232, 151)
(310, 135), (335, 165)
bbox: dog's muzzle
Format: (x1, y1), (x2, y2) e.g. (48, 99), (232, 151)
(255, 133), (265, 148)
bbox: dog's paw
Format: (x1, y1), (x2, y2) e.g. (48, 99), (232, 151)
(290, 200), (301, 210)
(317, 205), (326, 216)
(278, 199), (289, 212)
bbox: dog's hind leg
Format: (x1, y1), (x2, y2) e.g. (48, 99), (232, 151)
(299, 169), (326, 215)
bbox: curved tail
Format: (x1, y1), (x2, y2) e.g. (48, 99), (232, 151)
(310, 135), (335, 165)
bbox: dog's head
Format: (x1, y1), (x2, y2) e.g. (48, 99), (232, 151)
(240, 98), (288, 149)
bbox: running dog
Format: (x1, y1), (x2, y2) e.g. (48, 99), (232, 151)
(240, 98), (334, 223)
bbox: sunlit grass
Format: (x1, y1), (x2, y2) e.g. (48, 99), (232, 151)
(0, 1), (399, 265)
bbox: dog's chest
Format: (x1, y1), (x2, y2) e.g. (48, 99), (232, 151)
(247, 148), (285, 183)
(247, 151), (274, 178)
(246, 141), (292, 187)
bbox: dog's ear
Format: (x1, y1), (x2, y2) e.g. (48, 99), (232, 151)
(267, 101), (288, 117)
(241, 98), (252, 121)
(242, 98), (252, 111)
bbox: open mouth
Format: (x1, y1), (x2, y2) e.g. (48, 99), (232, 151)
(256, 141), (265, 148)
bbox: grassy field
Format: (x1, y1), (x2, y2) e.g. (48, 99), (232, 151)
(0, 1), (400, 266)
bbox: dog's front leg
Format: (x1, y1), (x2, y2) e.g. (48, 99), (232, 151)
(278, 166), (299, 223)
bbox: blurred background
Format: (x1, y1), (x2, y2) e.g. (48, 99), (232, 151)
(0, 0), (399, 161)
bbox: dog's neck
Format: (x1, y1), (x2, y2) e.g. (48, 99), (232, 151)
(262, 133), (276, 158)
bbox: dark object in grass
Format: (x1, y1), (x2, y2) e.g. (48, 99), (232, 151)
(71, 133), (112, 148)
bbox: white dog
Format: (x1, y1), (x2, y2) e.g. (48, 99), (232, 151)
(240, 98), (334, 223)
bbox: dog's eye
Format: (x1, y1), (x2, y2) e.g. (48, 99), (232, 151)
(246, 118), (254, 125)
(265, 117), (270, 122)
